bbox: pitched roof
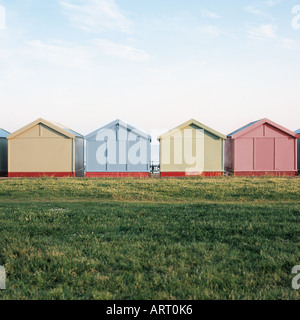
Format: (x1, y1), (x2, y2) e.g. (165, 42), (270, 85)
(228, 118), (298, 139)
(50, 121), (83, 138)
(0, 129), (10, 138)
(158, 119), (227, 140)
(85, 119), (151, 141)
(7, 118), (83, 140)
(228, 119), (261, 137)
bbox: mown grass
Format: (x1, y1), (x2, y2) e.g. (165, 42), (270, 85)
(0, 177), (299, 300)
(0, 176), (299, 203)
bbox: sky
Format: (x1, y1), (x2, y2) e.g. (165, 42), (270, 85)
(0, 0), (300, 150)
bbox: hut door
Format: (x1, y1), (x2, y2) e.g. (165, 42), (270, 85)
(255, 138), (275, 171)
(275, 138), (295, 171)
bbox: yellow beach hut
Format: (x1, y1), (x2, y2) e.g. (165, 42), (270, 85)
(158, 119), (227, 177)
(8, 118), (84, 177)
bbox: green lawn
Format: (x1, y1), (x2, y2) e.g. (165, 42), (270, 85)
(0, 177), (299, 300)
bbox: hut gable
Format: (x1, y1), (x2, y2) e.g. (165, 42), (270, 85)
(86, 120), (151, 142)
(15, 125), (41, 139)
(8, 118), (75, 140)
(228, 118), (297, 139)
(158, 119), (227, 141)
(39, 124), (69, 139)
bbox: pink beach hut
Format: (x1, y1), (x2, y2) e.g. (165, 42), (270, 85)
(225, 118), (299, 176)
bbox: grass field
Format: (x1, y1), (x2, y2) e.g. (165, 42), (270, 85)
(0, 177), (299, 300)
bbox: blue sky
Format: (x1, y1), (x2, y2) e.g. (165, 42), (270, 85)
(0, 0), (300, 145)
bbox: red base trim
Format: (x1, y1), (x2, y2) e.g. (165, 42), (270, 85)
(86, 172), (151, 178)
(8, 172), (75, 178)
(231, 171), (297, 177)
(160, 172), (224, 177)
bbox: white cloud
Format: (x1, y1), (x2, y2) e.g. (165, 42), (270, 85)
(26, 40), (94, 69)
(201, 10), (220, 19)
(93, 39), (150, 61)
(247, 24), (299, 50)
(278, 38), (297, 49)
(248, 24), (277, 40)
(244, 5), (274, 19)
(245, 6), (265, 16)
(3, 38), (150, 73)
(266, 0), (281, 7)
(59, 0), (132, 33)
(201, 25), (223, 37)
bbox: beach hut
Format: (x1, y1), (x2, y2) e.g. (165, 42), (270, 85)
(225, 118), (298, 176)
(85, 120), (151, 177)
(158, 119), (227, 177)
(0, 129), (9, 176)
(7, 118), (84, 177)
(296, 129), (300, 172)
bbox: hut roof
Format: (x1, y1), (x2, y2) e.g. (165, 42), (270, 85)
(50, 121), (83, 138)
(158, 119), (227, 140)
(7, 118), (83, 140)
(228, 118), (298, 139)
(85, 119), (151, 141)
(0, 129), (10, 138)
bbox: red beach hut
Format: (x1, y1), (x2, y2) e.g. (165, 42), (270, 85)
(225, 118), (299, 176)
